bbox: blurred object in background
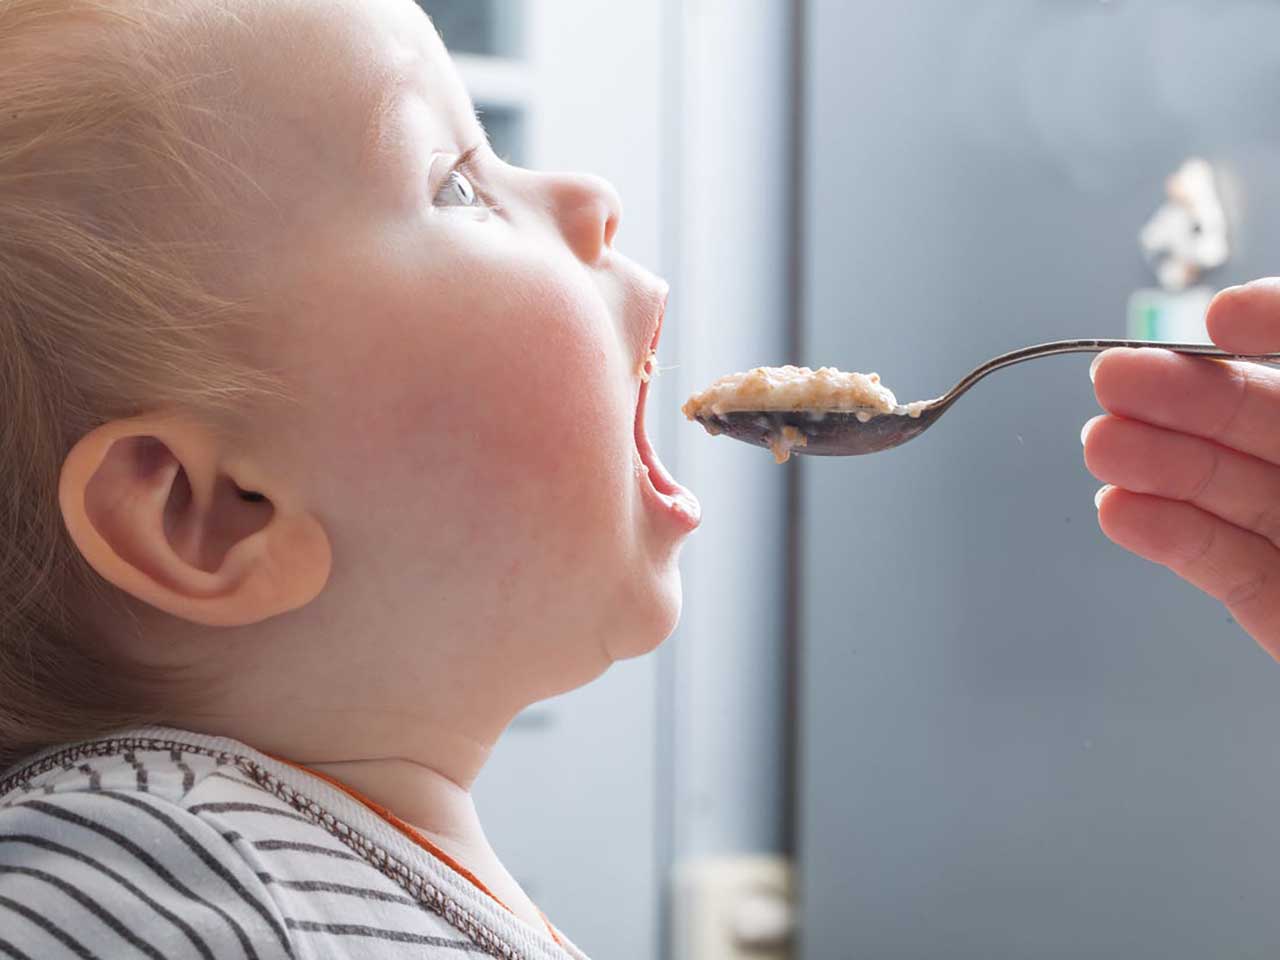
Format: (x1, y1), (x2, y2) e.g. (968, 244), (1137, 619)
(663, 2), (798, 958)
(418, 0), (525, 163)
(672, 858), (794, 960)
(419, 0), (522, 57)
(1139, 157), (1229, 292)
(1129, 156), (1230, 342)
(1126, 283), (1215, 342)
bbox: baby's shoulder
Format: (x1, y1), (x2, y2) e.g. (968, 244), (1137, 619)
(0, 730), (508, 960)
(0, 727), (369, 876)
(0, 734), (299, 960)
(2, 731), (255, 804)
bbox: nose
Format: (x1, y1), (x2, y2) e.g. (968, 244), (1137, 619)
(544, 171), (622, 265)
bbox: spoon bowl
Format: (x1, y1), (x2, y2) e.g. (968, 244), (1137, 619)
(699, 405), (945, 456)
(691, 339), (1280, 459)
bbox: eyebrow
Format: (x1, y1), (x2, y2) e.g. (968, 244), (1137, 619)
(360, 93), (485, 182)
(454, 143), (481, 169)
(360, 80), (405, 174)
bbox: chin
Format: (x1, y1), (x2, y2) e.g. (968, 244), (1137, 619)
(605, 560), (684, 662)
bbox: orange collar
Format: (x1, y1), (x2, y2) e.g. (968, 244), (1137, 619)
(274, 756), (563, 947)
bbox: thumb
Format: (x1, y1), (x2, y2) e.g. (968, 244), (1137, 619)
(1206, 278), (1280, 354)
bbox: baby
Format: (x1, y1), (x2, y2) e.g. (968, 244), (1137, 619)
(3, 2), (1280, 959)
(0, 0), (696, 957)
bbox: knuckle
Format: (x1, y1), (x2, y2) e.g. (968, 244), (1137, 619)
(1183, 447), (1221, 503)
(1216, 363), (1252, 439)
(1251, 504), (1280, 549)
(1224, 568), (1269, 610)
(1174, 518), (1218, 568)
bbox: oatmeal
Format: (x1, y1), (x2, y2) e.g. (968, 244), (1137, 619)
(769, 425), (808, 464)
(900, 399), (927, 418)
(682, 365), (924, 421)
(638, 349), (658, 383)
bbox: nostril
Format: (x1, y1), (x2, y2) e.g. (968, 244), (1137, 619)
(548, 171), (623, 263)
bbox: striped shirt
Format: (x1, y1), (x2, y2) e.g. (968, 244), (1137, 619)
(0, 726), (590, 960)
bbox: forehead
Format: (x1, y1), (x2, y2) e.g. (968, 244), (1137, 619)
(227, 0), (476, 194)
(363, 19), (478, 174)
(344, 0), (478, 168)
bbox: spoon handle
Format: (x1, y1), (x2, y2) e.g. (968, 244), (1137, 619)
(939, 339), (1280, 408)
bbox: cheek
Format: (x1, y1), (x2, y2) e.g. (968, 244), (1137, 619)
(436, 269), (626, 492)
(325, 244), (635, 560)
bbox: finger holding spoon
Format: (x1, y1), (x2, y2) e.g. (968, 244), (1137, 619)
(1088, 345), (1280, 466)
(1083, 414), (1280, 549)
(1084, 278), (1280, 656)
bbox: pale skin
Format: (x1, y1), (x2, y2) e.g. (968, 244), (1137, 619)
(1085, 279), (1280, 659)
(56, 0), (698, 935)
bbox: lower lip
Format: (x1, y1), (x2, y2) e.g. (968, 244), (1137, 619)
(635, 380), (701, 531)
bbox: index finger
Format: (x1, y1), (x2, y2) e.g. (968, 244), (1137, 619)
(1091, 348), (1280, 466)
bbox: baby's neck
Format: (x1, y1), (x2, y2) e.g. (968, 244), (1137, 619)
(173, 675), (548, 927)
(308, 756), (547, 932)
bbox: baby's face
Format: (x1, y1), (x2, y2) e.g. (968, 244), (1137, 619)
(230, 0), (698, 703)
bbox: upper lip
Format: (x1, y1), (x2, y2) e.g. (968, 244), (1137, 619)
(637, 282), (669, 392)
(633, 285), (669, 418)
(647, 283), (670, 354)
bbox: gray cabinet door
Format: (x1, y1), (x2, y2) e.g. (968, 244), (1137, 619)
(799, 2), (1280, 957)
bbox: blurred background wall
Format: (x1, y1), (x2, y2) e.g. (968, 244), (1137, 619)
(420, 2), (1280, 958)
(798, 2), (1280, 958)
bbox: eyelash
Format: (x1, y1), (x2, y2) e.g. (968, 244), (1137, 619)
(439, 148), (500, 213)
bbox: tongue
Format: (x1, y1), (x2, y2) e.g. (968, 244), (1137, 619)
(635, 381), (701, 520)
(643, 440), (680, 495)
(637, 421), (701, 520)
(653, 453), (701, 520)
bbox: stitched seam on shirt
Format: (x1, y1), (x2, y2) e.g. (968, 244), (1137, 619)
(0, 737), (228, 796)
(0, 736), (526, 960)
(235, 759), (521, 960)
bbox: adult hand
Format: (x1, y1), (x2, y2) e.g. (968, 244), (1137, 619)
(1083, 279), (1280, 658)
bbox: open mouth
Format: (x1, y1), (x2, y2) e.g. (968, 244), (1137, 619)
(633, 306), (701, 528)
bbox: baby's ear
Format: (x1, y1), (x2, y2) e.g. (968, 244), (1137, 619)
(58, 415), (331, 627)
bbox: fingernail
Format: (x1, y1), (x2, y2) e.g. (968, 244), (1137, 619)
(1080, 416), (1103, 446)
(1094, 484), (1113, 509)
(1089, 352), (1105, 383)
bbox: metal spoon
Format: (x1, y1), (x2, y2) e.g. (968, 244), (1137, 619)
(690, 339), (1280, 458)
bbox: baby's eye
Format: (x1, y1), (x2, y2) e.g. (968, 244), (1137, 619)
(435, 169), (479, 208)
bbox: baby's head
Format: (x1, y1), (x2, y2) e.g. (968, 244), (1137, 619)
(0, 0), (699, 771)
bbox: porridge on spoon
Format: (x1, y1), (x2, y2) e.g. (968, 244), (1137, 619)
(683, 365), (926, 462)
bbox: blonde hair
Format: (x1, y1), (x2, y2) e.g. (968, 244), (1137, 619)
(0, 0), (289, 772)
